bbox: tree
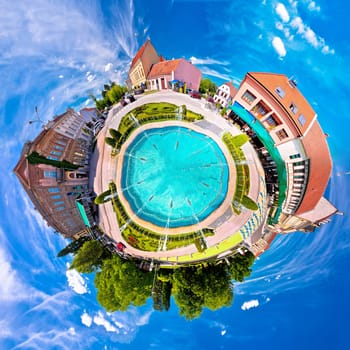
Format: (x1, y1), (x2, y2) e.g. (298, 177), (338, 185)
(228, 251), (255, 282)
(94, 189), (112, 204)
(57, 236), (91, 257)
(171, 264), (233, 320)
(241, 195), (258, 211)
(70, 240), (111, 273)
(27, 151), (79, 170)
(199, 78), (217, 95)
(94, 255), (153, 312)
(232, 134), (249, 147)
(104, 137), (117, 148)
(109, 128), (122, 141)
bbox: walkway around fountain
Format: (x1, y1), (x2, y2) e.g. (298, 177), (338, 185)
(91, 90), (267, 263)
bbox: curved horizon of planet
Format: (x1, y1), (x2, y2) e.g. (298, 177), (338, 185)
(120, 125), (229, 228)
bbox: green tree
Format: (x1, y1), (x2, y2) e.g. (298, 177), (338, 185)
(57, 236), (91, 257)
(105, 137), (117, 148)
(94, 189), (112, 204)
(106, 85), (127, 104)
(27, 151), (79, 170)
(199, 78), (217, 95)
(94, 255), (153, 312)
(70, 240), (111, 274)
(228, 251), (255, 282)
(232, 134), (249, 147)
(241, 195), (258, 211)
(109, 128), (122, 141)
(171, 264), (233, 320)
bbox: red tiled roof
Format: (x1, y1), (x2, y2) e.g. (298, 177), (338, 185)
(224, 82), (237, 98)
(130, 39), (150, 69)
(147, 59), (182, 79)
(248, 72), (316, 135)
(296, 120), (332, 214)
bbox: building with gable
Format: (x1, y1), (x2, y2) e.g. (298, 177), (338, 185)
(14, 108), (98, 239)
(147, 58), (202, 91)
(213, 82), (237, 107)
(228, 72), (337, 248)
(126, 40), (160, 89)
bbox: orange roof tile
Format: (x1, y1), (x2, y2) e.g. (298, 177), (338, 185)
(296, 120), (332, 214)
(248, 72), (316, 135)
(147, 59), (182, 79)
(224, 82), (237, 98)
(130, 39), (151, 69)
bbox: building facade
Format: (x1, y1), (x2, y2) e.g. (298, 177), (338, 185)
(14, 108), (97, 239)
(147, 58), (202, 91)
(228, 72), (337, 244)
(213, 82), (237, 107)
(127, 40), (160, 89)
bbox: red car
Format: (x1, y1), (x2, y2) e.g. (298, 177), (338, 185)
(190, 91), (201, 99)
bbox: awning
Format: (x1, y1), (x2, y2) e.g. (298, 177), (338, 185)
(76, 200), (91, 227)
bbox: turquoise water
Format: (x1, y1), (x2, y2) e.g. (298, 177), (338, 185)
(121, 126), (229, 228)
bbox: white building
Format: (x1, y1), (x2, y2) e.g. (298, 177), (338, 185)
(213, 82), (237, 107)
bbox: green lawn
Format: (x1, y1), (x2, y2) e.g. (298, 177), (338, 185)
(222, 132), (250, 214)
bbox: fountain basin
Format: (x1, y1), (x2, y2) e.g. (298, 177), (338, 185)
(118, 122), (232, 231)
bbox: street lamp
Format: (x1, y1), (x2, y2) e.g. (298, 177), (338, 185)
(29, 106), (44, 125)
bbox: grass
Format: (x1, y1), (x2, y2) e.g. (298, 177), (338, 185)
(222, 132), (250, 214)
(108, 182), (214, 252)
(114, 102), (203, 150)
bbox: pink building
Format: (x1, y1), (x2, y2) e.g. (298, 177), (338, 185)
(147, 58), (202, 91)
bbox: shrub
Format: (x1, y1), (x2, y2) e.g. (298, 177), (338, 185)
(241, 195), (258, 211)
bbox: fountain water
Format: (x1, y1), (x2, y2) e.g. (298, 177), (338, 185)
(177, 105), (183, 121)
(129, 113), (140, 127)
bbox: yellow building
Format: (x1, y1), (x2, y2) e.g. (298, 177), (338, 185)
(127, 40), (160, 89)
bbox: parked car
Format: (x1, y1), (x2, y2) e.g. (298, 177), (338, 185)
(120, 99), (128, 106)
(134, 88), (144, 95)
(190, 91), (201, 99)
(124, 94), (135, 103)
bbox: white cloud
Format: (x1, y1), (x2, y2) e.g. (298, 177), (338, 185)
(290, 16), (334, 54)
(65, 263), (88, 295)
(308, 1), (320, 12)
(241, 299), (260, 310)
(199, 66), (232, 81)
(189, 56), (229, 65)
(104, 63), (113, 72)
(221, 329), (227, 336)
(272, 36), (287, 57)
(93, 312), (119, 333)
(276, 3), (290, 23)
(81, 312), (92, 327)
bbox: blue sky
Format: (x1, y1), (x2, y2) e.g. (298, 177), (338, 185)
(0, 0), (349, 349)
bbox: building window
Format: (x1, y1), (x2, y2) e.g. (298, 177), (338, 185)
(54, 201), (64, 205)
(298, 114), (306, 126)
(265, 114), (281, 127)
(47, 156), (58, 160)
(51, 151), (62, 156)
(275, 86), (285, 98)
(57, 140), (66, 145)
(65, 131), (74, 137)
(289, 153), (301, 159)
(242, 90), (256, 104)
(54, 145), (64, 150)
(289, 103), (298, 114)
(294, 161), (304, 167)
(252, 101), (270, 116)
(276, 129), (288, 140)
(44, 170), (56, 178)
(51, 195), (61, 199)
(48, 187), (60, 193)
(56, 206), (65, 211)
